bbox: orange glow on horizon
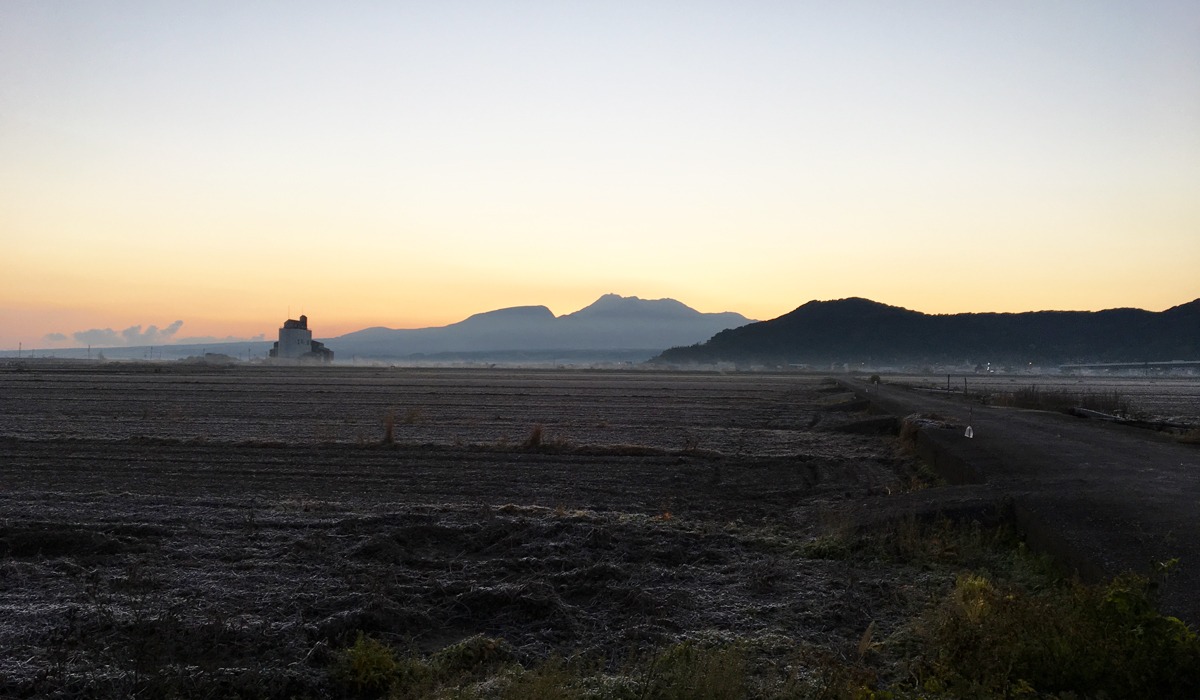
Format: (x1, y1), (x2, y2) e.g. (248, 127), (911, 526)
(2, 3), (1197, 350)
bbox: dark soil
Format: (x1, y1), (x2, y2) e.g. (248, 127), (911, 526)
(0, 364), (939, 698)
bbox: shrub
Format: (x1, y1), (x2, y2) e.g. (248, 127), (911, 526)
(336, 635), (507, 698)
(801, 534), (853, 560)
(914, 573), (1200, 698)
(336, 632), (398, 694)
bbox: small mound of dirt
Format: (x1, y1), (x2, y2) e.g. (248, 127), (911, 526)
(316, 602), (434, 645)
(834, 416), (899, 435)
(0, 525), (128, 558)
(351, 534), (405, 563)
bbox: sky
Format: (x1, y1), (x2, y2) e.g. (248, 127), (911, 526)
(2, 1), (1198, 349)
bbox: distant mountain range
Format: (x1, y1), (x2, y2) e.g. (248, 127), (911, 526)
(2, 295), (753, 363)
(17, 295), (1196, 367)
(653, 297), (1200, 366)
(328, 294), (753, 360)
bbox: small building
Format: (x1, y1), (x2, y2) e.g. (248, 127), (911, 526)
(269, 315), (334, 363)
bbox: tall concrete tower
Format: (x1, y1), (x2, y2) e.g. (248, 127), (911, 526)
(269, 315), (334, 362)
(276, 315), (313, 359)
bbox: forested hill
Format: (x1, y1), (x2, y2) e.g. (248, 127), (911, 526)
(652, 297), (1200, 366)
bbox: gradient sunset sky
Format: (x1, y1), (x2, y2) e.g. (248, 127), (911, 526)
(2, 1), (1198, 349)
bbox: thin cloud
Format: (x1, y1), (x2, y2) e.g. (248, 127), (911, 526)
(64, 322), (267, 347)
(72, 328), (121, 346)
(71, 320), (184, 347)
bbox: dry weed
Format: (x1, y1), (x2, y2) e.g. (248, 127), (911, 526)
(995, 385), (1133, 416)
(382, 409), (397, 444)
(523, 425), (544, 448)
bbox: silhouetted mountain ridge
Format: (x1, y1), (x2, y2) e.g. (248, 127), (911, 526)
(563, 294), (731, 321)
(654, 297), (1200, 365)
(327, 294), (753, 359)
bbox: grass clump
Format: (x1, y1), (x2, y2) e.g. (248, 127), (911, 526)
(500, 643), (751, 700)
(803, 516), (1048, 579)
(334, 635), (511, 698)
(336, 632), (405, 694)
(329, 638), (765, 700)
(514, 425), (574, 451)
(494, 657), (585, 700)
(901, 461), (944, 492)
(866, 518), (1036, 573)
(431, 635), (514, 677)
(911, 573), (1200, 699)
(800, 534), (853, 561)
(382, 409), (397, 444)
(636, 640), (748, 700)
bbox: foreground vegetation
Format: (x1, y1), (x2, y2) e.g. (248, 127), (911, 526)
(333, 518), (1200, 700)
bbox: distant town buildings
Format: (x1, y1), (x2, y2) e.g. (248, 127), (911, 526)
(269, 315), (334, 363)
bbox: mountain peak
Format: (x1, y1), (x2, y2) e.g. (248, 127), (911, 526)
(457, 305), (556, 325)
(565, 294), (701, 320)
(795, 297), (910, 312)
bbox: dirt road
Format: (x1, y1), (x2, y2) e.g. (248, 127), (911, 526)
(844, 379), (1200, 624)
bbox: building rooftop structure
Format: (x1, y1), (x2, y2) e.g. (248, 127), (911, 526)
(268, 315), (334, 363)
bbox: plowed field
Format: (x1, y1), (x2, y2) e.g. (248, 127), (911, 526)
(0, 363), (932, 698)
